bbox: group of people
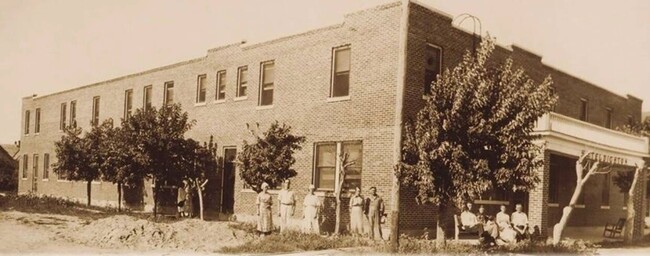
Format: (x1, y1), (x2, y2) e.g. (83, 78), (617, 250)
(459, 202), (537, 245)
(255, 180), (386, 239)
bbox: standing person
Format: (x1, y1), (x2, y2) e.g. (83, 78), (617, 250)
(511, 203), (529, 241)
(277, 180), (295, 233)
(303, 184), (321, 234)
(256, 182), (273, 237)
(365, 187), (385, 240)
(177, 181), (187, 217)
(183, 182), (194, 218)
(349, 187), (364, 235)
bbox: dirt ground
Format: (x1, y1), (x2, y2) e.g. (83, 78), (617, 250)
(0, 210), (251, 255)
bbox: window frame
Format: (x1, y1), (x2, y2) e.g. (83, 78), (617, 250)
(33, 153), (39, 182)
(313, 140), (363, 192)
(196, 74), (207, 104)
(24, 110), (31, 135)
(34, 108), (41, 134)
(59, 103), (67, 131)
(143, 85), (153, 110)
(124, 89), (133, 119)
(258, 61), (275, 106)
(43, 153), (50, 180)
(423, 43), (443, 96)
(216, 70), (227, 101)
(70, 100), (77, 128)
(236, 66), (248, 98)
(579, 98), (589, 121)
(92, 96), (100, 126)
(330, 45), (351, 98)
(605, 107), (613, 129)
(164, 81), (174, 106)
(22, 154), (28, 179)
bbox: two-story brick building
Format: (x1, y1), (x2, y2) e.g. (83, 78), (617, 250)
(18, 1), (648, 239)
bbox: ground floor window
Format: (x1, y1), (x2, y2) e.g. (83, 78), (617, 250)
(313, 141), (362, 191)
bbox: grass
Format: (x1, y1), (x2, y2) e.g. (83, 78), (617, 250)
(219, 230), (376, 254)
(597, 233), (650, 248)
(0, 193), (150, 221)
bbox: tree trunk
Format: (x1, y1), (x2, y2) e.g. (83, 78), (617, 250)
(624, 167), (641, 243)
(334, 193), (341, 235)
(86, 180), (92, 206)
(436, 203), (448, 246)
(195, 179), (205, 221)
(552, 171), (586, 244)
(117, 182), (122, 212)
(389, 170), (400, 252)
(152, 181), (158, 218)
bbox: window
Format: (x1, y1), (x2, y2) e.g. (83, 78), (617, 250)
(35, 108), (41, 133)
(24, 110), (30, 134)
(331, 46), (351, 97)
(33, 154), (39, 181)
(216, 70), (226, 101)
(605, 107), (613, 129)
(259, 61), (275, 106)
(92, 96), (100, 126)
(237, 66), (248, 98)
(602, 173), (610, 207)
(196, 74), (207, 103)
(143, 85), (152, 110)
(124, 89), (133, 119)
(314, 141), (363, 190)
(22, 155), (28, 179)
(43, 153), (50, 180)
(424, 44), (442, 95)
(164, 82), (174, 106)
(579, 98), (588, 121)
(70, 101), (77, 127)
(59, 103), (67, 130)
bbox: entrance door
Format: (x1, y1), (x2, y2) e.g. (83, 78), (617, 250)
(32, 154), (39, 192)
(221, 147), (237, 213)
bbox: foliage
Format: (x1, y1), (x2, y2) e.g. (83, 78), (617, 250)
(52, 126), (90, 182)
(397, 36), (557, 209)
(237, 121), (306, 192)
(615, 116), (650, 193)
(0, 154), (18, 192)
(181, 136), (219, 220)
(219, 230), (374, 253)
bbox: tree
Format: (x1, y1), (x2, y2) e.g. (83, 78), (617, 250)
(237, 122), (306, 192)
(120, 104), (195, 216)
(397, 36), (556, 244)
(551, 151), (612, 244)
(334, 152), (356, 235)
(52, 122), (108, 206)
(181, 136), (218, 220)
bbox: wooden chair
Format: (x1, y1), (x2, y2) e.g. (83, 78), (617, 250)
(603, 218), (626, 238)
(454, 214), (479, 240)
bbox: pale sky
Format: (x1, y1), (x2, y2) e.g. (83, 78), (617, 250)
(1, 0), (649, 144)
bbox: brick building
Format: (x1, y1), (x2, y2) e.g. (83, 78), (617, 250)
(18, 1), (648, 239)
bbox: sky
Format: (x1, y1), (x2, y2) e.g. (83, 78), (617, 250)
(0, 0), (648, 144)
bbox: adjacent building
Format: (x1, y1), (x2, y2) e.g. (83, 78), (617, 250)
(18, 1), (649, 238)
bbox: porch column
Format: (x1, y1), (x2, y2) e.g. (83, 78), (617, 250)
(528, 150), (550, 236)
(632, 166), (647, 240)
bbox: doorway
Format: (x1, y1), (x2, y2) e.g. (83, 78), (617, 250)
(221, 147), (237, 214)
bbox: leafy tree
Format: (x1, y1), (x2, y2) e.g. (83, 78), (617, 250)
(181, 136), (218, 220)
(396, 37), (556, 244)
(0, 146), (18, 192)
(237, 122), (306, 193)
(120, 104), (195, 216)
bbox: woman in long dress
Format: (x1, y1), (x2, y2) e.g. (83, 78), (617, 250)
(256, 182), (273, 237)
(349, 187), (364, 235)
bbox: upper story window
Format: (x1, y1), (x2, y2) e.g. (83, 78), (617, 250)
(59, 103), (66, 130)
(237, 66), (248, 98)
(259, 61), (275, 106)
(331, 46), (351, 98)
(124, 89), (133, 119)
(314, 140), (363, 191)
(216, 70), (226, 101)
(35, 108), (41, 133)
(143, 85), (152, 110)
(579, 98), (588, 121)
(605, 107), (613, 129)
(164, 81), (174, 106)
(92, 96), (100, 126)
(43, 153), (50, 180)
(70, 101), (77, 128)
(24, 110), (31, 135)
(22, 154), (28, 179)
(196, 74), (207, 103)
(424, 44), (442, 95)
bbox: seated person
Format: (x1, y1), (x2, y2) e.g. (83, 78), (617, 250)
(476, 205), (487, 225)
(459, 202), (483, 236)
(511, 203), (530, 241)
(480, 215), (499, 247)
(495, 204), (510, 230)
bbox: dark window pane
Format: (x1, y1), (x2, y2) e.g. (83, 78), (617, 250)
(424, 45), (441, 95)
(261, 89), (273, 106)
(332, 73), (350, 97)
(318, 167), (336, 190)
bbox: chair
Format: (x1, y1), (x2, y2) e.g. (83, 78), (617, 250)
(603, 218), (626, 238)
(454, 214), (479, 240)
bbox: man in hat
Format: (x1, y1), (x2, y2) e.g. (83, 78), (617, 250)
(303, 184), (321, 234)
(277, 179), (296, 232)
